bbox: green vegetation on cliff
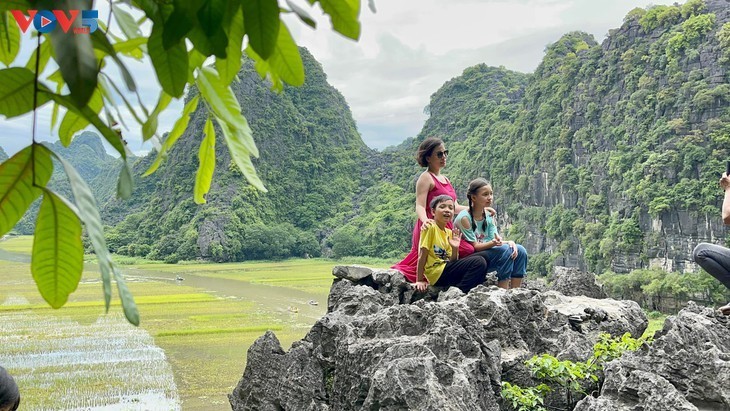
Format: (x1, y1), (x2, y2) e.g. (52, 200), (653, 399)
(104, 49), (367, 263)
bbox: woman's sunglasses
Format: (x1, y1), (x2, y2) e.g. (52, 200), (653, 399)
(435, 150), (449, 159)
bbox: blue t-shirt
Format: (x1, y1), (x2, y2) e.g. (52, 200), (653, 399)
(454, 209), (498, 243)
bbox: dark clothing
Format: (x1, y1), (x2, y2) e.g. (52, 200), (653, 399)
(693, 243), (730, 289)
(434, 255), (487, 293)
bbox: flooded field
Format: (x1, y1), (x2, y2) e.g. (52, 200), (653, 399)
(0, 237), (385, 410)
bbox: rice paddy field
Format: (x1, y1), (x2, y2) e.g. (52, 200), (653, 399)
(0, 236), (379, 410)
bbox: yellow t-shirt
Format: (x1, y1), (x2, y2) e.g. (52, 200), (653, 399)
(419, 224), (452, 285)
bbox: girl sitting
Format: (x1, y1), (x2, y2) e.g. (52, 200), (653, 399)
(455, 178), (528, 289)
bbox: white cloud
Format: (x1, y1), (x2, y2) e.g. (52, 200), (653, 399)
(288, 0), (677, 149)
(1, 0), (678, 156)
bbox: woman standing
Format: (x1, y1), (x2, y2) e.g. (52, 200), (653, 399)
(392, 137), (476, 282)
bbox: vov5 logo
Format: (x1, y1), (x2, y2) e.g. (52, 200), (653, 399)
(11, 9), (98, 34)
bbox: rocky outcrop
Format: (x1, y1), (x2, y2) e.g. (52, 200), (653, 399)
(549, 266), (608, 299)
(229, 266), (648, 411)
(575, 302), (730, 411)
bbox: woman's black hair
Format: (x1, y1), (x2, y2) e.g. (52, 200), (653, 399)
(466, 178), (492, 233)
(0, 366), (19, 411)
(416, 137), (444, 167)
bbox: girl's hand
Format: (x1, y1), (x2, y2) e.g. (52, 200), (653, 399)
(420, 219), (435, 232)
(414, 281), (428, 292)
(507, 241), (517, 259)
(485, 207), (497, 217)
(491, 237), (503, 247)
(448, 228), (461, 248)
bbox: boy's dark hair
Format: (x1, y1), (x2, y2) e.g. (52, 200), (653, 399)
(0, 366), (19, 411)
(430, 194), (454, 211)
(416, 137), (444, 167)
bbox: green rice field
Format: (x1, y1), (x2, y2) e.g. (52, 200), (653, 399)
(0, 236), (378, 410)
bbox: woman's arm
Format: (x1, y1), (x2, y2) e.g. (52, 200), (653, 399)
(415, 247), (429, 291)
(415, 172), (433, 224)
(721, 174), (730, 225)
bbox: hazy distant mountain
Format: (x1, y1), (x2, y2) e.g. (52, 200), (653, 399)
(13, 131), (122, 234)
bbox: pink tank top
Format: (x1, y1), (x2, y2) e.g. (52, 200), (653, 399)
(425, 172), (457, 219)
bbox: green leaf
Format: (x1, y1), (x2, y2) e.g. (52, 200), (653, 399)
(188, 24), (228, 58)
(163, 8), (194, 50)
(269, 22), (304, 86)
(241, 0), (280, 60)
(113, 266), (139, 325)
(197, 0), (226, 37)
(90, 30), (137, 92)
(144, 94), (200, 176)
(245, 46), (283, 92)
(43, 91), (127, 159)
(217, 117), (267, 192)
(0, 144), (53, 237)
(47, 3), (98, 107)
(314, 0), (360, 40)
(52, 151), (113, 310)
(194, 117), (216, 204)
(216, 7), (245, 84)
(24, 37), (51, 73)
(117, 160), (134, 199)
(148, 24), (189, 98)
(113, 37), (148, 58)
(32, 189), (83, 308)
(285, 0), (316, 28)
(98, 74), (145, 126)
(0, 67), (50, 118)
(187, 48), (207, 83)
(0, 11), (20, 66)
(112, 3), (143, 39)
(142, 91), (173, 141)
(0, 1), (31, 12)
(59, 88), (103, 146)
(196, 67), (258, 157)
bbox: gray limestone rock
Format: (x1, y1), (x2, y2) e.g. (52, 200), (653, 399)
(550, 266), (608, 299)
(574, 302), (730, 410)
(574, 369), (699, 411)
(332, 265), (374, 282)
(231, 266), (652, 411)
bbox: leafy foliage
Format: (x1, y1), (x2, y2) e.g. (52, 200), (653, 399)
(503, 333), (650, 410)
(599, 268), (730, 312)
(500, 382), (550, 411)
(0, 0), (369, 322)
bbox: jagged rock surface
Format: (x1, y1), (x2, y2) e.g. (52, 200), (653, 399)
(230, 267), (648, 411)
(575, 302), (730, 411)
(549, 266), (608, 299)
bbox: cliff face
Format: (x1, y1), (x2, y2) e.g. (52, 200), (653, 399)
(103, 48), (370, 262)
(523, 0), (730, 273)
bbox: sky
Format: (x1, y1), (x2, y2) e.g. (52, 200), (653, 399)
(0, 0), (678, 156)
